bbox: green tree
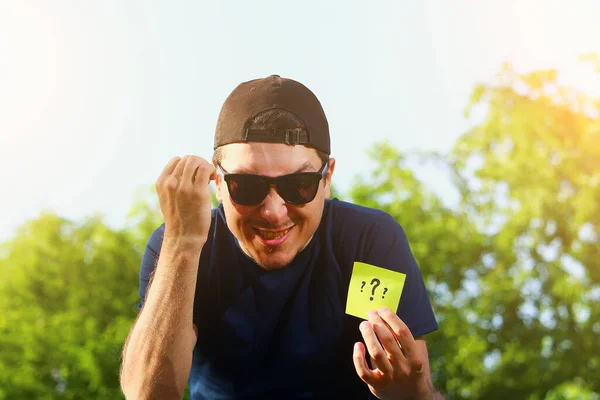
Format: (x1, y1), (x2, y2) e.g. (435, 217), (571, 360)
(0, 198), (161, 398)
(453, 61), (599, 398)
(544, 378), (600, 400)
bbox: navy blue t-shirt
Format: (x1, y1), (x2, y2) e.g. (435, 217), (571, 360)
(138, 199), (438, 399)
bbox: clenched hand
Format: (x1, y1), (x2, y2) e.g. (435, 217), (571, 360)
(156, 155), (217, 243)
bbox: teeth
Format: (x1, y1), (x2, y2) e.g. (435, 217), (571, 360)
(258, 228), (291, 240)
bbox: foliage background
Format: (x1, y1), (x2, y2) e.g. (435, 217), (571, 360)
(1, 60), (599, 399)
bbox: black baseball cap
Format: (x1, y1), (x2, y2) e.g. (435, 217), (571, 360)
(213, 75), (330, 154)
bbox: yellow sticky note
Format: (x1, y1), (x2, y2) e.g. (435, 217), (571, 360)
(345, 261), (407, 320)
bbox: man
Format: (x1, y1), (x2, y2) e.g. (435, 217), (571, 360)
(120, 75), (443, 399)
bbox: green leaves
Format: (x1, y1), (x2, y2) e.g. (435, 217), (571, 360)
(0, 211), (146, 399)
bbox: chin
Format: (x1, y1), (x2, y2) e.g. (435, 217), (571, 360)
(254, 252), (295, 270)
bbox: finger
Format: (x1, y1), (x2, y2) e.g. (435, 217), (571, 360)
(182, 156), (206, 185)
(377, 307), (417, 358)
(352, 342), (379, 386)
(367, 310), (407, 364)
(193, 163), (217, 185)
(359, 320), (393, 376)
(172, 155), (191, 177)
(159, 156), (182, 179)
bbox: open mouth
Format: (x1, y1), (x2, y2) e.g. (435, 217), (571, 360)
(257, 228), (291, 240)
(254, 226), (294, 246)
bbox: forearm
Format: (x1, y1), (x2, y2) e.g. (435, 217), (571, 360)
(121, 236), (203, 400)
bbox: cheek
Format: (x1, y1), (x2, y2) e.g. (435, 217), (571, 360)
(225, 205), (258, 235)
(293, 204), (321, 231)
(222, 202), (245, 231)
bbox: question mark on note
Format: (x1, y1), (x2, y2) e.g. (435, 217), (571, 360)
(370, 278), (380, 301)
(361, 281), (366, 292)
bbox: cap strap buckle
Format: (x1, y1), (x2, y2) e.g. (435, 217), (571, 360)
(285, 128), (308, 145)
(243, 128), (309, 146)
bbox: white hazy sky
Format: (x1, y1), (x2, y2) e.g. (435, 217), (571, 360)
(1, 0), (599, 241)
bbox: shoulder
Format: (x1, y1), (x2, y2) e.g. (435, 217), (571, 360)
(324, 198), (405, 241)
(324, 200), (438, 336)
(323, 199), (409, 265)
(325, 198), (391, 221)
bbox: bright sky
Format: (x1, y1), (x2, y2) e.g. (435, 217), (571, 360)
(1, 0), (599, 241)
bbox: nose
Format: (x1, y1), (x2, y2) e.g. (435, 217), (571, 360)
(259, 186), (288, 225)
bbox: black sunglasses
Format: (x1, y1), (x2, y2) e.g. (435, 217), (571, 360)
(216, 162), (329, 206)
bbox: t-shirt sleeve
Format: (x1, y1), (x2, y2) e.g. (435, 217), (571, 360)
(137, 224), (165, 311)
(359, 212), (438, 337)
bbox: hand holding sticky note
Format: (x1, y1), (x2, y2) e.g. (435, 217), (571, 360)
(345, 261), (407, 320)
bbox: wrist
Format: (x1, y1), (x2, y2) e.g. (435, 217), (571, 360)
(163, 228), (207, 245)
(413, 387), (445, 400)
(407, 382), (438, 400)
(162, 231), (206, 257)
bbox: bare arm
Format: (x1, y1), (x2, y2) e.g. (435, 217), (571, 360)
(120, 236), (202, 400)
(120, 155), (217, 400)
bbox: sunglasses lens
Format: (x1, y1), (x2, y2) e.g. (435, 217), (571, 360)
(223, 170), (323, 206)
(278, 174), (321, 204)
(226, 176), (269, 206)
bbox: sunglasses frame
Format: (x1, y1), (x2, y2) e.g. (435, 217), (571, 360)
(216, 162), (330, 206)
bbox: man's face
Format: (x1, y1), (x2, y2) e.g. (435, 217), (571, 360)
(215, 142), (335, 270)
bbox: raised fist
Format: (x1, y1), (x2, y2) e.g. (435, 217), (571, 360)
(155, 155), (217, 243)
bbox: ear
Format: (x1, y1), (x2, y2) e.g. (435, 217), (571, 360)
(323, 158), (336, 198)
